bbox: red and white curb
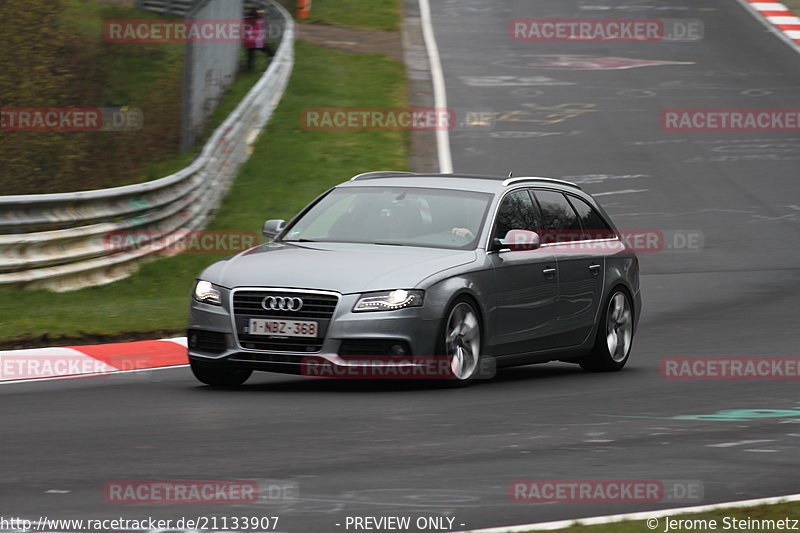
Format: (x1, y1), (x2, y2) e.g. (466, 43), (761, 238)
(742, 0), (800, 49)
(0, 337), (188, 383)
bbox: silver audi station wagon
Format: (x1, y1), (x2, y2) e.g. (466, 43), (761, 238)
(187, 172), (641, 386)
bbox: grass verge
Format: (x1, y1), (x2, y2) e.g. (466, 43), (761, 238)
(3, 0), (281, 193)
(141, 66), (266, 182)
(301, 0), (402, 31)
(513, 501), (800, 533)
(784, 0), (800, 20)
(0, 39), (408, 348)
(0, 0), (186, 195)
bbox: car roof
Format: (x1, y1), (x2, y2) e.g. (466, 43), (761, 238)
(338, 171), (583, 195)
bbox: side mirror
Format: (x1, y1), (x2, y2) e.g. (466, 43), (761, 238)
(262, 219), (286, 239)
(493, 229), (541, 252)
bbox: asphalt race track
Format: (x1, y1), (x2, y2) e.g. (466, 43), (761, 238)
(2, 1), (799, 532)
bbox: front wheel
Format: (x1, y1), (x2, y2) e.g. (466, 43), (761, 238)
(580, 289), (634, 372)
(190, 360), (252, 386)
(439, 299), (483, 385)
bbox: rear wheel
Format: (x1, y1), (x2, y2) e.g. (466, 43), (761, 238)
(580, 289), (634, 372)
(440, 299), (482, 385)
(190, 360), (252, 386)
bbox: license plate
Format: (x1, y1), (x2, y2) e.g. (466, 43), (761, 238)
(247, 318), (318, 338)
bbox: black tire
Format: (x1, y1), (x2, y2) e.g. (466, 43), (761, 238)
(580, 288), (634, 372)
(190, 360), (252, 386)
(436, 297), (484, 386)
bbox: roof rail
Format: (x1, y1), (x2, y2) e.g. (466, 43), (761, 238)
(350, 171), (417, 181)
(502, 176), (582, 190)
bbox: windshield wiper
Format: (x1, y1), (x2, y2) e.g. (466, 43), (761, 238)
(281, 238), (317, 243)
(372, 242), (405, 246)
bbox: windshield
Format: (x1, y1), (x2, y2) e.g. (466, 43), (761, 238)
(281, 186), (493, 249)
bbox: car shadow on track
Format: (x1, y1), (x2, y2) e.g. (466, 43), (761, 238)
(188, 363), (643, 393)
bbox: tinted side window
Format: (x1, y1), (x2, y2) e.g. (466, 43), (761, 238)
(533, 190), (581, 243)
(567, 196), (616, 240)
(493, 189), (539, 240)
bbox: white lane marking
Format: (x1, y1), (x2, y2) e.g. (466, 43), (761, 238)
(707, 439), (776, 447)
(751, 213), (795, 221)
(592, 189), (649, 196)
(488, 131), (581, 138)
(455, 493), (800, 532)
(418, 0), (453, 173)
(744, 449), (780, 452)
(563, 174), (651, 184)
(614, 207), (754, 217)
(460, 75), (574, 87)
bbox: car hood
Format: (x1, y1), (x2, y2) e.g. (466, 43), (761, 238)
(203, 242), (477, 294)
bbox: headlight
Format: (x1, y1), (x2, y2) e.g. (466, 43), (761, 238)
(353, 289), (424, 312)
(193, 280), (222, 305)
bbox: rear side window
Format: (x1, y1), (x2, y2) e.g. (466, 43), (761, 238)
(567, 195), (616, 240)
(533, 190), (581, 243)
(493, 189), (540, 240)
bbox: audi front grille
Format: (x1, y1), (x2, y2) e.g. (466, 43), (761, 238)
(231, 289), (340, 353)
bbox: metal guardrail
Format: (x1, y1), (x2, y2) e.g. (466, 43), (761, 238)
(135, 0), (200, 17)
(0, 0), (294, 292)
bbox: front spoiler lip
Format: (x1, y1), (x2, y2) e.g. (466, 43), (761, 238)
(188, 351), (451, 378)
(190, 351), (438, 367)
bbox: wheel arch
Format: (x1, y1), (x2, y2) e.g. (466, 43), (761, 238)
(432, 286), (487, 356)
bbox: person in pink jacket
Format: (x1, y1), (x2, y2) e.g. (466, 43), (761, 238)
(244, 7), (274, 71)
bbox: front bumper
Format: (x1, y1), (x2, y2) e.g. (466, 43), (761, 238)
(187, 291), (442, 375)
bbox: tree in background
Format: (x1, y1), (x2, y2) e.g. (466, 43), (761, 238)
(0, 0), (182, 195)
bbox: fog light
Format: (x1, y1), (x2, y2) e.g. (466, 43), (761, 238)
(390, 343), (407, 356)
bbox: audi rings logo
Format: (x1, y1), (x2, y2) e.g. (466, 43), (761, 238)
(262, 296), (304, 312)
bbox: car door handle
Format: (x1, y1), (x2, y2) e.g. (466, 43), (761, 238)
(542, 267), (557, 277)
(589, 264), (601, 272)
